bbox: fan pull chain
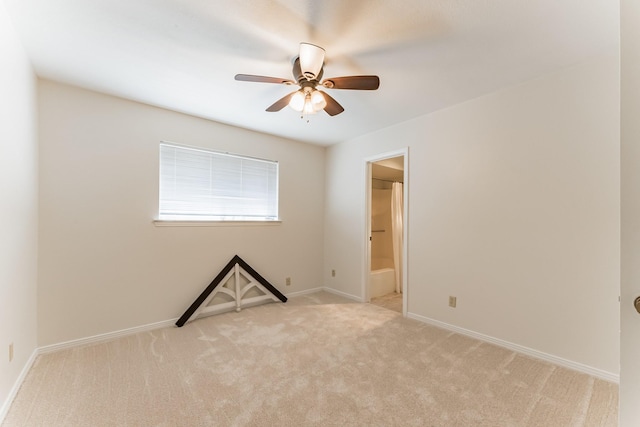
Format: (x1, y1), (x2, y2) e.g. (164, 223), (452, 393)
(300, 114), (311, 123)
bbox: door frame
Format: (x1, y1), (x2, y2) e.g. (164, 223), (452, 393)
(621, 0), (640, 422)
(363, 148), (409, 316)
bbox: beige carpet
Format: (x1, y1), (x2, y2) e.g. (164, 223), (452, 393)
(370, 292), (403, 313)
(3, 292), (617, 426)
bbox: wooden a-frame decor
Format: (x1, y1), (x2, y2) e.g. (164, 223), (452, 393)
(176, 255), (287, 327)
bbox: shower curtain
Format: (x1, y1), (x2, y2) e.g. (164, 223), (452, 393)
(391, 182), (403, 293)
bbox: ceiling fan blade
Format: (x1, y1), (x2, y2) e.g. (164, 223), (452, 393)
(266, 91), (296, 112)
(321, 92), (345, 116)
(322, 76), (380, 90)
(235, 74), (295, 85)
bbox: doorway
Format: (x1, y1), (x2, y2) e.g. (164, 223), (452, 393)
(365, 150), (408, 316)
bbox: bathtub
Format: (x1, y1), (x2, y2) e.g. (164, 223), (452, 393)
(370, 267), (396, 298)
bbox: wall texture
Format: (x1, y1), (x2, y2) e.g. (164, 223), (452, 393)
(37, 81), (325, 346)
(324, 51), (620, 377)
(0, 2), (39, 416)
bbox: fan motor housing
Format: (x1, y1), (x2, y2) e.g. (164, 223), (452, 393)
(293, 57), (323, 86)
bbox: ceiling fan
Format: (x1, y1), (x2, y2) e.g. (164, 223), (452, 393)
(235, 43), (380, 117)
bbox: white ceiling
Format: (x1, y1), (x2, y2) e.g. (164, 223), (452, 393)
(5, 0), (619, 146)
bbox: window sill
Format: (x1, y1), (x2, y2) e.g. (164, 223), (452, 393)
(153, 220), (282, 227)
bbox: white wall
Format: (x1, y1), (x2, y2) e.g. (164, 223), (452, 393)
(620, 0), (640, 423)
(37, 80), (325, 346)
(0, 1), (38, 416)
(324, 51), (620, 376)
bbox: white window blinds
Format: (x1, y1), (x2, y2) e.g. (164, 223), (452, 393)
(159, 143), (279, 221)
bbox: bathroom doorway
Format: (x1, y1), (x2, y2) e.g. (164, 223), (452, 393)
(365, 150), (408, 316)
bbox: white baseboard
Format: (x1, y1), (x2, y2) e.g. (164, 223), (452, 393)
(0, 348), (38, 424)
(407, 312), (619, 384)
(37, 289), (334, 355)
(321, 286), (364, 302)
(38, 318), (179, 354)
(20, 289), (352, 357)
(286, 287), (363, 301)
(284, 287), (325, 298)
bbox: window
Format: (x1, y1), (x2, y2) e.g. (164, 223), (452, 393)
(159, 143), (279, 221)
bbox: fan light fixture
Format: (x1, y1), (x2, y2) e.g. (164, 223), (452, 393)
(234, 42), (379, 117)
(289, 89), (326, 114)
(299, 43), (325, 80)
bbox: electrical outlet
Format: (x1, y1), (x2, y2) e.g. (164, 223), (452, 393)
(9, 343), (13, 362)
(331, 269), (336, 277)
(449, 296), (457, 308)
(286, 277), (291, 286)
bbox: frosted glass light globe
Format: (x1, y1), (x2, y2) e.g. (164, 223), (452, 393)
(311, 90), (327, 111)
(289, 91), (305, 112)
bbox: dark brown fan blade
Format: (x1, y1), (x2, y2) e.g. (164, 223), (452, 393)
(322, 75), (380, 90)
(266, 91), (297, 112)
(322, 92), (345, 116)
(235, 74), (295, 85)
